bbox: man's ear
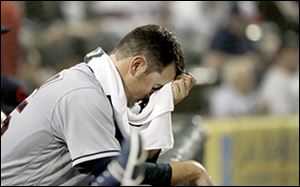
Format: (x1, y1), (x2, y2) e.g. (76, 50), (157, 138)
(129, 56), (148, 77)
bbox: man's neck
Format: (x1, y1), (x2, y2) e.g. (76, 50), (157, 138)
(109, 54), (133, 107)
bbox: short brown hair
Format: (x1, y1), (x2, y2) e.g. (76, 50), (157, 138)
(112, 24), (185, 76)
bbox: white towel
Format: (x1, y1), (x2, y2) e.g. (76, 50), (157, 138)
(87, 48), (174, 152)
(128, 82), (174, 153)
(127, 82), (174, 125)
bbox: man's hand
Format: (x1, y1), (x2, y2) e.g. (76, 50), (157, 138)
(170, 160), (215, 186)
(172, 73), (197, 105)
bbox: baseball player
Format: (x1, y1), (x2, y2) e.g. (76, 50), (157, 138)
(1, 24), (214, 186)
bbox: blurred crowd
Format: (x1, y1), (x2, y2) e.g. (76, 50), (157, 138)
(1, 1), (299, 118)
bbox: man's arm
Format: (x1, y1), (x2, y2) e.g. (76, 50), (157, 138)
(170, 74), (215, 185)
(142, 160), (214, 186)
(76, 152), (214, 186)
(170, 160), (215, 186)
(143, 73), (213, 186)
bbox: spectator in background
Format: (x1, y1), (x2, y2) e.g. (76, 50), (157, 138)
(253, 22), (283, 87)
(257, 1), (299, 37)
(210, 57), (259, 118)
(259, 45), (299, 115)
(202, 3), (255, 70)
(1, 1), (23, 76)
(168, 2), (231, 54)
(1, 1), (28, 116)
(209, 4), (253, 55)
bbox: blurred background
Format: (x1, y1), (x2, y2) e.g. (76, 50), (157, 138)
(1, 1), (299, 186)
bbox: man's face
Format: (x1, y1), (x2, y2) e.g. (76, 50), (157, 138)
(126, 62), (176, 107)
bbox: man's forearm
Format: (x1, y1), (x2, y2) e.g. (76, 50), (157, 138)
(170, 160), (215, 186)
(142, 160), (214, 186)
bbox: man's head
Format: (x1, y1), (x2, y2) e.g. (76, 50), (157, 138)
(110, 24), (185, 106)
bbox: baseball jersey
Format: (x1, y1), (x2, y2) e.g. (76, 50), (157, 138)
(1, 63), (122, 186)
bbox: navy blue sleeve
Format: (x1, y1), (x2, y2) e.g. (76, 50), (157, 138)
(142, 162), (172, 186)
(77, 156), (116, 176)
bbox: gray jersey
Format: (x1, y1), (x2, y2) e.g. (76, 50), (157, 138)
(1, 63), (121, 186)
